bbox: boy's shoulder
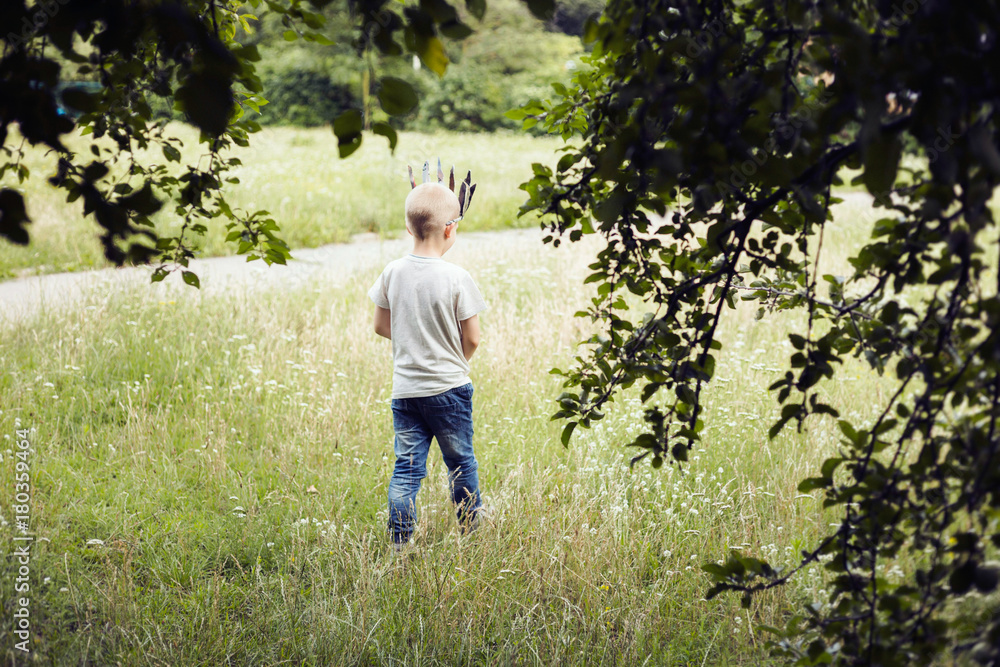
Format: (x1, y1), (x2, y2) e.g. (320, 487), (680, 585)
(384, 255), (474, 279)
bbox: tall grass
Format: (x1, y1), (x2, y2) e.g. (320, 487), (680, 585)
(0, 126), (562, 279)
(0, 194), (920, 664)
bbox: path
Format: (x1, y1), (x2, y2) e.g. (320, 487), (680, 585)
(0, 228), (547, 324)
(0, 191), (877, 325)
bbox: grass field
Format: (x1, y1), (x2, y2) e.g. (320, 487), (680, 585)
(0, 186), (925, 664)
(5, 126), (998, 664)
(0, 126), (563, 280)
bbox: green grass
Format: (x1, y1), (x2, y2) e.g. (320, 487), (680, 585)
(3, 134), (996, 663)
(0, 196), (919, 665)
(0, 126), (562, 279)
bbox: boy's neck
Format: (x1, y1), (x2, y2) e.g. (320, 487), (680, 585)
(410, 239), (448, 258)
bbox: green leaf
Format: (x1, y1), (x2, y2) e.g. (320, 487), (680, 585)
(949, 561), (975, 595)
(82, 162), (110, 182)
(797, 477), (829, 493)
(0, 189), (31, 245)
(524, 0), (556, 20)
(119, 182), (162, 216)
(561, 421), (578, 447)
(837, 420), (863, 446)
(417, 36), (449, 76)
(821, 457), (844, 478)
(177, 72), (234, 137)
(702, 563), (729, 578)
(862, 133), (902, 196)
(333, 109), (364, 158)
(768, 417), (791, 440)
(61, 88), (102, 114)
(440, 20), (474, 39)
(333, 109), (363, 137)
(283, 29), (298, 41)
(372, 122), (398, 151)
(466, 0), (486, 20)
(162, 144), (181, 163)
(377, 77), (419, 116)
(181, 271), (200, 289)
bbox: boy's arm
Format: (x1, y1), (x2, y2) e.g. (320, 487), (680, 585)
(460, 314), (481, 361)
(374, 306), (391, 339)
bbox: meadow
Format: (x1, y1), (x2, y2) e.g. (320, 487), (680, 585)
(0, 126), (562, 280)
(1, 128), (991, 665)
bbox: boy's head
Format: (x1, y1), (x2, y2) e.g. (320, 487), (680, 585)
(405, 183), (461, 240)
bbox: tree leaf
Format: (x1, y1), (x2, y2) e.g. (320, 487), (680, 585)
(561, 421), (578, 447)
(377, 77), (419, 115)
(524, 0), (555, 20)
(119, 182), (163, 216)
(181, 270), (200, 289)
(177, 72), (234, 137)
(333, 109), (364, 158)
(372, 121), (398, 151)
(440, 20), (474, 39)
(0, 189), (31, 245)
(162, 144), (182, 163)
(466, 0), (486, 20)
(417, 36), (449, 76)
(862, 133), (902, 196)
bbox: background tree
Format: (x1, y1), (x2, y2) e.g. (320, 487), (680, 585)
(0, 0), (557, 282)
(238, 0), (584, 131)
(514, 0), (1000, 664)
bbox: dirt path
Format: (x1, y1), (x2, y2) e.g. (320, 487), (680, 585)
(0, 192), (877, 325)
(0, 228), (549, 324)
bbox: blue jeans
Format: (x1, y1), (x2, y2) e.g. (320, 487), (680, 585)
(388, 383), (481, 544)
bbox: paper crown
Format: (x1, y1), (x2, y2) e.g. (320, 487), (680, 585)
(408, 158), (477, 223)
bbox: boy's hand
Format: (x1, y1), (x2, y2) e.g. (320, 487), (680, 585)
(374, 306), (391, 339)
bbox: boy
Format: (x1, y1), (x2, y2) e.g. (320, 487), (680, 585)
(368, 167), (486, 550)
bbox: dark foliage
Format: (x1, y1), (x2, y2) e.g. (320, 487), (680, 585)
(515, 0), (1000, 663)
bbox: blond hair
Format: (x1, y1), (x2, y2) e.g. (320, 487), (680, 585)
(405, 183), (460, 240)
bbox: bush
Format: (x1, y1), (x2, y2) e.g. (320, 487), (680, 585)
(258, 66), (357, 127)
(415, 66), (519, 132)
(407, 10), (583, 133)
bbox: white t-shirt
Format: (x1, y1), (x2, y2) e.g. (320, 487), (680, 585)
(368, 254), (487, 399)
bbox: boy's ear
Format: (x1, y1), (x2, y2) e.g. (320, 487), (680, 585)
(443, 223), (456, 239)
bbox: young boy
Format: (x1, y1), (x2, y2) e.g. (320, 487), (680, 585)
(368, 174), (487, 550)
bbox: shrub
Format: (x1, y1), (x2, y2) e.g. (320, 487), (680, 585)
(258, 66), (358, 127)
(415, 66), (519, 132)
